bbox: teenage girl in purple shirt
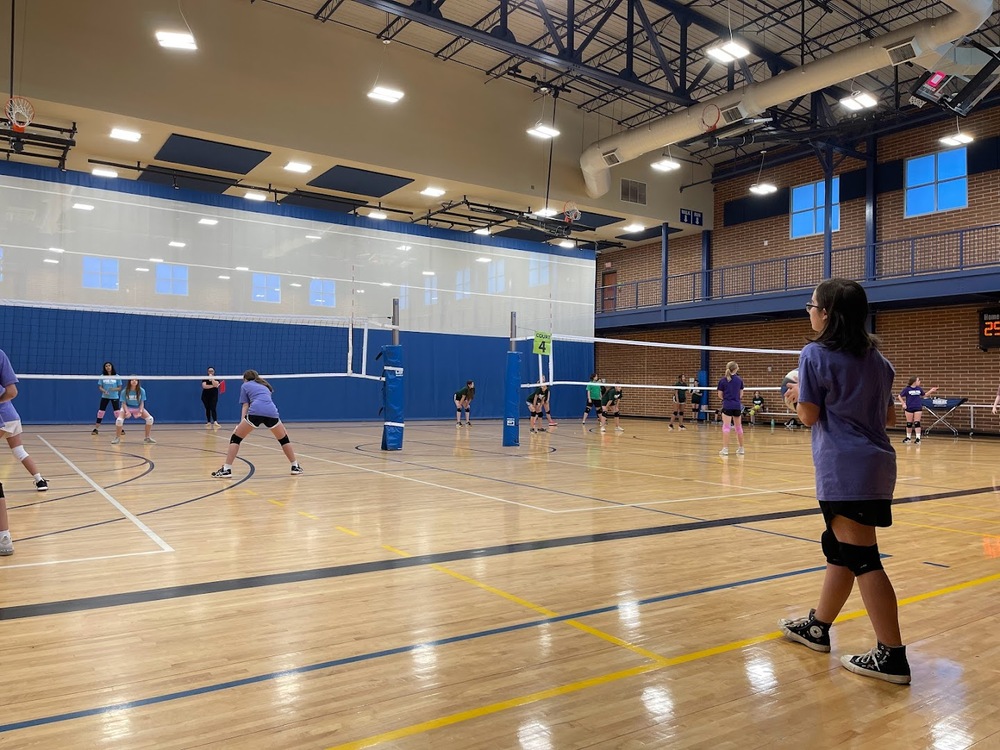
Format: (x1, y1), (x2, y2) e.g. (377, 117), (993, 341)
(897, 376), (938, 444)
(716, 361), (744, 456)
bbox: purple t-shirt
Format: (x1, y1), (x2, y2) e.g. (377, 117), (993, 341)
(717, 375), (744, 410)
(900, 386), (924, 412)
(798, 342), (896, 502)
(240, 380), (280, 418)
(0, 349), (20, 424)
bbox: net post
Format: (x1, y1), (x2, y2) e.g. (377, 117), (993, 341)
(392, 298), (400, 346)
(347, 314), (354, 375)
(509, 311), (516, 352)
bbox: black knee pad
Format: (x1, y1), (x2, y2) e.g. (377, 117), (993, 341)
(905, 421), (913, 428)
(839, 542), (883, 577)
(821, 529), (844, 567)
(229, 434), (244, 445)
(278, 435), (290, 445)
(913, 421), (921, 429)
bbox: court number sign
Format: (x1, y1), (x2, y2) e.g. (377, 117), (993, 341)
(979, 308), (1000, 350)
(533, 331), (552, 355)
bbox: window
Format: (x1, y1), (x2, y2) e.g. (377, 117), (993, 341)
(155, 263), (187, 296)
(83, 256), (119, 290)
(455, 268), (471, 300)
(252, 273), (281, 303)
(529, 257), (549, 287)
(905, 148), (967, 217)
(790, 178), (840, 238)
(424, 275), (438, 305)
(310, 279), (335, 308)
(487, 260), (505, 294)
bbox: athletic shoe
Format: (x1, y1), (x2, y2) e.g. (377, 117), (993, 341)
(205, 423), (212, 428)
(0, 534), (12, 556)
(143, 437), (156, 444)
(290, 464), (304, 475)
(719, 447), (729, 456)
(34, 478), (48, 492)
(538, 427), (547, 432)
(111, 437), (120, 445)
(600, 426), (606, 433)
(91, 428), (99, 436)
(902, 437), (911, 443)
(615, 426), (625, 432)
(679, 425), (686, 430)
(212, 467), (232, 478)
(736, 447), (745, 455)
(914, 437), (921, 444)
(778, 608), (831, 652)
(465, 421), (472, 426)
(548, 421), (558, 427)
(213, 422), (221, 427)
(668, 425), (674, 431)
(456, 422), (463, 428)
(530, 428), (537, 433)
(841, 643), (911, 684)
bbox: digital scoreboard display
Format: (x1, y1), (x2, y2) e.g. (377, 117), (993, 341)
(979, 308), (1000, 350)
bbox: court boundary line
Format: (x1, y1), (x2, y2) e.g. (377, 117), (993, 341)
(38, 437), (173, 552)
(0, 550), (169, 571)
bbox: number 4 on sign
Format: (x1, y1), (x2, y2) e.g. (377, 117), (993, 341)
(533, 331), (552, 355)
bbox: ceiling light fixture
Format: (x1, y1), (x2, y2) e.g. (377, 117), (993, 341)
(368, 85), (404, 104)
(749, 149), (778, 196)
(72, 203), (94, 211)
(156, 31), (197, 50)
(651, 145), (682, 172)
(473, 227), (491, 236)
(110, 128), (141, 142)
(421, 187), (446, 197)
(198, 218), (218, 225)
(380, 282), (393, 286)
(396, 245), (412, 251)
(218, 275), (230, 280)
(940, 116), (974, 146)
(47, 247), (65, 253)
(136, 267), (150, 272)
(284, 161), (312, 173)
(168, 241), (186, 248)
(527, 91), (561, 139)
(706, 39), (750, 63)
(305, 235), (322, 240)
(534, 207), (558, 218)
(476, 257), (492, 263)
(623, 223), (645, 233)
(558, 240), (576, 248)
(368, 210), (388, 220)
(244, 190), (267, 201)
(839, 90), (878, 111)
(289, 283), (302, 288)
(91, 168), (118, 178)
(149, 257), (164, 263)
(422, 271), (436, 276)
(43, 258), (59, 264)
(235, 266), (249, 271)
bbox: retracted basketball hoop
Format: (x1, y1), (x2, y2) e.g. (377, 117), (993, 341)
(562, 201), (582, 224)
(4, 96), (34, 133)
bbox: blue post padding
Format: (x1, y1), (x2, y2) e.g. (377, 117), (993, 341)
(381, 345), (404, 451)
(502, 351), (521, 447)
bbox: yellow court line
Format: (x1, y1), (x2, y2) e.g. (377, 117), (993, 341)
(267, 499), (285, 508)
(381, 544), (411, 557)
(336, 526), (360, 536)
(894, 519), (1000, 539)
(327, 569), (1000, 750)
(297, 511), (319, 520)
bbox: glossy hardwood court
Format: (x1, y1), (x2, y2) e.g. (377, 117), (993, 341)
(2, 418), (1000, 748)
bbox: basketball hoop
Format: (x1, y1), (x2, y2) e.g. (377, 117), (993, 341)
(700, 103), (720, 133)
(4, 96), (34, 133)
(562, 201), (582, 224)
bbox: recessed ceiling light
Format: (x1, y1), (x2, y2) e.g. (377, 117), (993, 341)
(368, 210), (388, 220)
(422, 271), (435, 276)
(43, 258), (59, 264)
(473, 227), (491, 236)
(476, 257), (492, 263)
(168, 241), (186, 248)
(534, 207), (558, 218)
(110, 128), (141, 142)
(421, 187), (446, 197)
(558, 240), (576, 248)
(305, 235), (322, 240)
(198, 218), (218, 226)
(235, 266), (249, 271)
(527, 123), (560, 139)
(397, 245), (412, 251)
(149, 257), (164, 263)
(91, 168), (118, 178)
(289, 282), (302, 288)
(136, 267), (150, 272)
(368, 85), (404, 103)
(72, 203), (94, 211)
(356, 289), (366, 294)
(156, 31), (197, 50)
(244, 190), (267, 202)
(47, 247), (65, 253)
(218, 275), (230, 280)
(284, 161), (312, 173)
(380, 282), (393, 287)
(623, 223), (645, 233)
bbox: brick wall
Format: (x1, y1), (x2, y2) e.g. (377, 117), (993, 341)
(596, 233), (703, 305)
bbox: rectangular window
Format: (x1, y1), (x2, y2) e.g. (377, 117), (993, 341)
(83, 256), (119, 290)
(424, 276), (438, 305)
(789, 178), (840, 238)
(309, 279), (335, 308)
(905, 148), (967, 218)
(155, 263), (187, 296)
(487, 260), (505, 294)
(528, 257), (549, 287)
(455, 268), (471, 300)
(252, 273), (281, 303)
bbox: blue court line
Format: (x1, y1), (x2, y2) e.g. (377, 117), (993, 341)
(0, 563), (824, 734)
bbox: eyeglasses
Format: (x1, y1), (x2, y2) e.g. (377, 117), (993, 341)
(805, 303), (819, 311)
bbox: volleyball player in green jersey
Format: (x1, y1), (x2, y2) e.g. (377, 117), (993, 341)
(599, 385), (624, 433)
(669, 375), (687, 430)
(454, 380), (475, 427)
(581, 373), (602, 423)
(526, 384), (550, 433)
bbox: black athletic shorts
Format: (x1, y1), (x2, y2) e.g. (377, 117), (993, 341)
(820, 499), (893, 528)
(721, 407), (743, 418)
(245, 414), (280, 428)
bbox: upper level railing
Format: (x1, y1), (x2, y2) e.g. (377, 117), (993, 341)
(596, 223), (1000, 313)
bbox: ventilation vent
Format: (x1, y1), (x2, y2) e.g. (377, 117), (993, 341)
(720, 104), (748, 125)
(886, 38), (921, 65)
(620, 178), (647, 205)
(602, 149), (623, 166)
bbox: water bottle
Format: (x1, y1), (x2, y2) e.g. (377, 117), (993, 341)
(770, 418), (775, 428)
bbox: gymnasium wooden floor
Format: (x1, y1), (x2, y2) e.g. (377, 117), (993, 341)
(2, 418), (999, 749)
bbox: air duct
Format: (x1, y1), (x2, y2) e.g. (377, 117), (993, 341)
(580, 0), (993, 197)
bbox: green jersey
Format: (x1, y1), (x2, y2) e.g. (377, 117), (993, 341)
(587, 383), (602, 399)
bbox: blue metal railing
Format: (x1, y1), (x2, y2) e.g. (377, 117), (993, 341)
(596, 223), (1000, 313)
